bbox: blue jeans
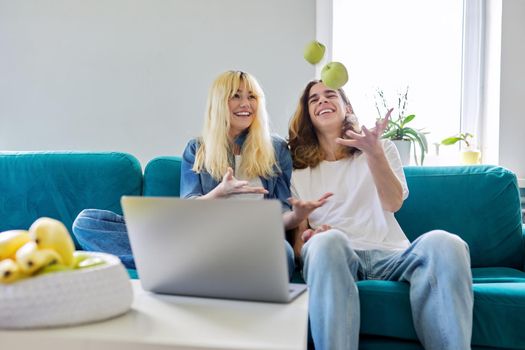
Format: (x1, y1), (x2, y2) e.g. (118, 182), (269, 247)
(73, 209), (296, 279)
(302, 229), (473, 350)
(72, 209), (136, 269)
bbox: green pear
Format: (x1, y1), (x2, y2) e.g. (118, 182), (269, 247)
(321, 62), (349, 89)
(304, 40), (326, 65)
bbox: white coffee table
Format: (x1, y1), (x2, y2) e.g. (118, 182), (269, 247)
(0, 280), (309, 350)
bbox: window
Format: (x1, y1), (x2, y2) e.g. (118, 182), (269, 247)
(331, 0), (469, 164)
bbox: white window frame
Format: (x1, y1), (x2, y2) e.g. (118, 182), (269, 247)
(320, 0), (486, 155)
(461, 0), (485, 151)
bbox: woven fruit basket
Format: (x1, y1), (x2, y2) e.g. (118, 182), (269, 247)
(0, 252), (133, 329)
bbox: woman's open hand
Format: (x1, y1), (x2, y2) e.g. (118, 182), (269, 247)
(218, 167), (268, 196)
(336, 108), (393, 157)
(288, 192), (333, 223)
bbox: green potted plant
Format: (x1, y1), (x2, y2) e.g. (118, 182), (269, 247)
(376, 87), (428, 165)
(441, 132), (481, 165)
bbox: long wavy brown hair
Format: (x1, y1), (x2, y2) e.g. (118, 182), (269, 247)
(288, 80), (361, 170)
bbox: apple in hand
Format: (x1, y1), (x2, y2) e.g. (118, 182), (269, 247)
(304, 40), (326, 65)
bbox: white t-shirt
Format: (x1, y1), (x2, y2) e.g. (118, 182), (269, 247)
(291, 139), (410, 251)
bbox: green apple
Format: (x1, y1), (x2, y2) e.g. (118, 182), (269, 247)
(73, 251), (91, 268)
(76, 256), (106, 269)
(304, 40), (326, 65)
(73, 251), (106, 269)
(321, 62), (348, 89)
(39, 263), (73, 275)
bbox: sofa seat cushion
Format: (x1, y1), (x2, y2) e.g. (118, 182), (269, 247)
(359, 281), (416, 340)
(473, 267), (525, 283)
(359, 280), (525, 349)
(472, 283), (525, 349)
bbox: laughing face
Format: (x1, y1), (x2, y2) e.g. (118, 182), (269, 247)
(307, 82), (350, 134)
(228, 83), (257, 138)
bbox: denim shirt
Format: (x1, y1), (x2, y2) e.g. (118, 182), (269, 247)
(181, 133), (292, 212)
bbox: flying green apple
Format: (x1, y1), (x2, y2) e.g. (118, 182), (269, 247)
(321, 62), (348, 89)
(304, 40), (326, 65)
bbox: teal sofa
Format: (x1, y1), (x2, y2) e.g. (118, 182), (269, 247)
(1, 152), (524, 349)
(0, 151), (142, 249)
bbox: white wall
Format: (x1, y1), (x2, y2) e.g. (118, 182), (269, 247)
(481, 0), (501, 166)
(499, 0), (525, 182)
(0, 0), (315, 166)
(482, 0), (525, 184)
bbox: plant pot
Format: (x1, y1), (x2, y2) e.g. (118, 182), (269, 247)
(392, 140), (411, 166)
(461, 150), (481, 165)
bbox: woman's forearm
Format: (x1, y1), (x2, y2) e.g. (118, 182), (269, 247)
(292, 220), (309, 258)
(366, 151), (403, 212)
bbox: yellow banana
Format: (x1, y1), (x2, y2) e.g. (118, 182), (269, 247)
(29, 217), (75, 267)
(15, 241), (63, 275)
(0, 230), (31, 260)
(0, 258), (27, 283)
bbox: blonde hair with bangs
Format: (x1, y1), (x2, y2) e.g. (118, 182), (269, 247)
(193, 71), (277, 181)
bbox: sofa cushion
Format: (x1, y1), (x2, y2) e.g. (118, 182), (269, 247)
(143, 156), (181, 196)
(359, 279), (525, 349)
(359, 336), (511, 350)
(472, 283), (525, 349)
(0, 152), (142, 248)
(396, 166), (524, 269)
(473, 267), (525, 283)
(359, 281), (416, 340)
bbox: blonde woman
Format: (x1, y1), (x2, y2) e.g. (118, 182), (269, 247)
(182, 71), (330, 279)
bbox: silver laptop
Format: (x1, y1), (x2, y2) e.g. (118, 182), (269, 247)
(121, 196), (307, 303)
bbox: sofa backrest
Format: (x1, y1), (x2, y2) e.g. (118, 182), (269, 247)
(0, 151), (142, 248)
(142, 158), (524, 269)
(143, 156), (181, 197)
(396, 165), (523, 269)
